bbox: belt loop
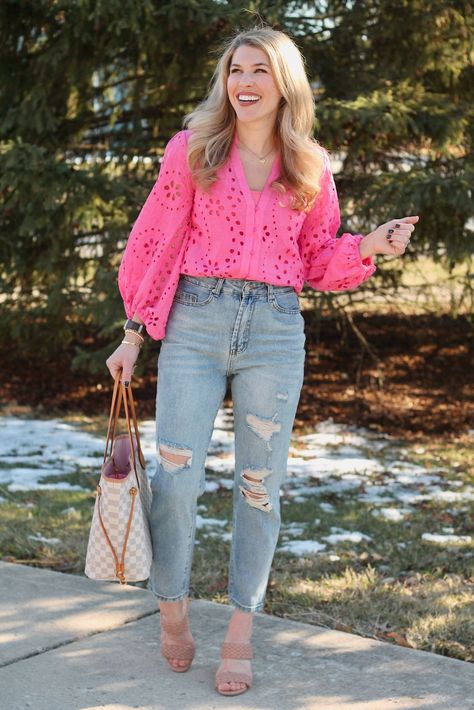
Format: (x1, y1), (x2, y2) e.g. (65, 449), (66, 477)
(267, 283), (274, 302)
(212, 278), (225, 296)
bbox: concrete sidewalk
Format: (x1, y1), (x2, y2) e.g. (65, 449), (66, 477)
(0, 561), (472, 710)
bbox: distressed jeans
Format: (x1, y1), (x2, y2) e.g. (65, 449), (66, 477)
(147, 274), (306, 613)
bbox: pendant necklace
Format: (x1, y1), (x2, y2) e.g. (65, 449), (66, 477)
(237, 139), (275, 164)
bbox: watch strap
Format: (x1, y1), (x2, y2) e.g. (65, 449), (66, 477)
(123, 319), (146, 335)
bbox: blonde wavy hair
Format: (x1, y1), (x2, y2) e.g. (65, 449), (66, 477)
(182, 25), (327, 212)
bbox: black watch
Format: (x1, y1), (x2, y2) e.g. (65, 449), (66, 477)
(123, 319), (147, 336)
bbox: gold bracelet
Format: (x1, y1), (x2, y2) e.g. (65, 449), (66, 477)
(124, 328), (145, 342)
(122, 340), (141, 347)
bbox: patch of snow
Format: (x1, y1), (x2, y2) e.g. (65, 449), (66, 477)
(315, 479), (362, 495)
(295, 419), (371, 448)
(392, 491), (433, 505)
(284, 485), (321, 498)
(319, 502), (335, 513)
(196, 515), (228, 529)
(202, 530), (232, 542)
(279, 540), (327, 555)
(394, 487), (474, 504)
(447, 507), (468, 514)
(305, 457), (383, 477)
(392, 472), (442, 486)
(390, 486), (474, 505)
(9, 481), (87, 492)
(430, 488), (474, 502)
(207, 430), (235, 455)
(372, 507), (413, 521)
(288, 445), (328, 458)
(357, 485), (397, 504)
(287, 454), (382, 481)
(390, 460), (432, 475)
(27, 533), (62, 545)
(323, 528), (372, 544)
(213, 407), (234, 431)
(422, 533), (472, 544)
(1, 467), (70, 481)
(282, 522), (307, 537)
(204, 455), (234, 474)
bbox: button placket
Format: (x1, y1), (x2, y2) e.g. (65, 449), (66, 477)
(230, 135), (280, 280)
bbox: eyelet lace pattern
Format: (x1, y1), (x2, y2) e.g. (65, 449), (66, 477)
(118, 131), (376, 340)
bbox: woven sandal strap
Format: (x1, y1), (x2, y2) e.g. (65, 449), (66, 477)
(220, 641), (253, 659)
(160, 616), (189, 633)
(215, 670), (252, 687)
(161, 642), (195, 660)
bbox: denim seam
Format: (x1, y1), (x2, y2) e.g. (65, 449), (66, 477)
(228, 470), (239, 604)
(183, 504), (197, 594)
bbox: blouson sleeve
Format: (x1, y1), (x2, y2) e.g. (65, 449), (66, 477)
(298, 151), (376, 291)
(118, 130), (194, 339)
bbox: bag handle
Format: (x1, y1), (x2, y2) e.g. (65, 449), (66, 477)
(103, 372), (146, 474)
(103, 374), (123, 463)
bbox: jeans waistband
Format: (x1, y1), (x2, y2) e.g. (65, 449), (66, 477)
(179, 274), (296, 296)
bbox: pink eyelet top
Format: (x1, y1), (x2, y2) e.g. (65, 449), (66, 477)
(118, 129), (376, 340)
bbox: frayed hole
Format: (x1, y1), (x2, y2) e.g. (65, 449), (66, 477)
(158, 443), (193, 473)
(239, 467), (273, 512)
(246, 413), (281, 451)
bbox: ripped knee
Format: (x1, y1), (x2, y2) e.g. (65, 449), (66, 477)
(239, 467), (273, 513)
(246, 412), (281, 452)
(158, 441), (193, 473)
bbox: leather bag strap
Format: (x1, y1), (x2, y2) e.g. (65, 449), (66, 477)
(97, 483), (138, 585)
(125, 383), (146, 470)
(103, 374), (123, 463)
(103, 372), (146, 483)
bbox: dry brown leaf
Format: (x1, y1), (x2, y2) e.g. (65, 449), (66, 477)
(385, 631), (413, 648)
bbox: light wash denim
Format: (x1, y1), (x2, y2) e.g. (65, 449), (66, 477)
(147, 274), (306, 613)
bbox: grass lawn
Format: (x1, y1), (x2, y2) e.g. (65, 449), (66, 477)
(0, 420), (472, 663)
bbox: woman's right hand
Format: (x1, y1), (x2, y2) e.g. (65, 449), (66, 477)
(106, 337), (141, 386)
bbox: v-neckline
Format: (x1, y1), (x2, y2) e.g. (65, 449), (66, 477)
(230, 132), (281, 211)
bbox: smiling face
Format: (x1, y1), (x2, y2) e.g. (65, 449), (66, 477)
(227, 44), (283, 128)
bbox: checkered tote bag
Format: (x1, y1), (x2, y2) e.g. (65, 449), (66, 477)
(85, 374), (152, 584)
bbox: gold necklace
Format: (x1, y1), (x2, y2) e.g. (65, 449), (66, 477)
(237, 139), (275, 164)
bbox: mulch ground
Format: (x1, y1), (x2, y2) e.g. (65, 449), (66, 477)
(1, 313), (472, 440)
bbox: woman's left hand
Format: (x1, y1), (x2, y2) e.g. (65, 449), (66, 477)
(359, 215), (419, 259)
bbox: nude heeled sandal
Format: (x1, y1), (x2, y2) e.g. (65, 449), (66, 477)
(160, 597), (196, 672)
(215, 641), (253, 696)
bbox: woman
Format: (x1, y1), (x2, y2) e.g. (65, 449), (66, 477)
(106, 25), (418, 697)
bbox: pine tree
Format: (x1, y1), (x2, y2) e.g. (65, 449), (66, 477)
(0, 1), (472, 369)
